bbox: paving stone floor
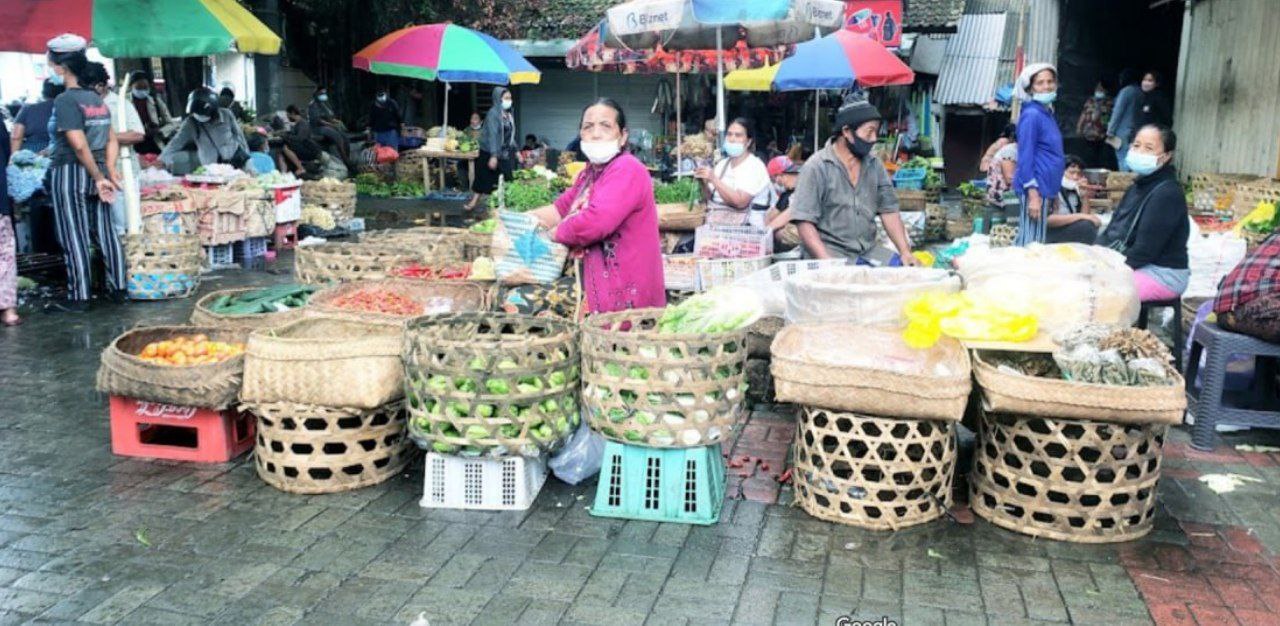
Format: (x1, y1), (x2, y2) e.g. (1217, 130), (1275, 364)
(3, 261), (1280, 625)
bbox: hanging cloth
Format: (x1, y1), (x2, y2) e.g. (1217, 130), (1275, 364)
(652, 78), (674, 116)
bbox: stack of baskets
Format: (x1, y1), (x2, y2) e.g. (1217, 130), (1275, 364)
(396, 149), (429, 183)
(240, 316), (414, 494)
(301, 179), (357, 225)
(358, 227), (468, 262)
(122, 233), (202, 300)
(139, 186), (197, 236)
(968, 347), (1186, 542)
(403, 313), (579, 510)
(581, 309), (751, 524)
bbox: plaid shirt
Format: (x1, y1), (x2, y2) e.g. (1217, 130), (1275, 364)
(1214, 233), (1280, 313)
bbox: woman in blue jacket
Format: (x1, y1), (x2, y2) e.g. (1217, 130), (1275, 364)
(1012, 62), (1065, 246)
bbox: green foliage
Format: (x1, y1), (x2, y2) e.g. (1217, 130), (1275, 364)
(488, 180), (555, 212)
(654, 177), (701, 204)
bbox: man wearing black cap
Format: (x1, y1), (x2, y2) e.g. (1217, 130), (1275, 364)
(788, 94), (918, 264)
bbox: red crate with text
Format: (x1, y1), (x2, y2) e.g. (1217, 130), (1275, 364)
(109, 396), (255, 463)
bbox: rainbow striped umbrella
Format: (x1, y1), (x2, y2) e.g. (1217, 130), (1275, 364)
(353, 23), (540, 85)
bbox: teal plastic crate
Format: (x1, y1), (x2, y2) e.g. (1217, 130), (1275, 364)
(590, 441), (725, 525)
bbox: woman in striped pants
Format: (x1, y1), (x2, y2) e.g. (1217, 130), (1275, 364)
(44, 35), (125, 313)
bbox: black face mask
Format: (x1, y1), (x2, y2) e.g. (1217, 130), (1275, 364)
(846, 134), (874, 159)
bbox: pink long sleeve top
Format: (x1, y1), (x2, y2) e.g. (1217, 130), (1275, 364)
(553, 153), (666, 314)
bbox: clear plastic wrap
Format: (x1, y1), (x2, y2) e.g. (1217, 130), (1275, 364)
(955, 243), (1140, 334)
(772, 325), (962, 378)
(783, 266), (961, 326)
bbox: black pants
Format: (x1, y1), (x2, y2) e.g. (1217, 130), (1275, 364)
(1045, 219), (1099, 245)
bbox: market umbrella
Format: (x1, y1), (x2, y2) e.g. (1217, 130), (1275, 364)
(724, 30), (915, 150)
(601, 0), (844, 137)
(0, 0), (281, 57)
(353, 23), (541, 139)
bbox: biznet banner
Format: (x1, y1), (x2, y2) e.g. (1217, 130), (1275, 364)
(844, 0), (903, 47)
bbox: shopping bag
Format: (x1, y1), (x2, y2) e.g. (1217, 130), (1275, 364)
(492, 210), (568, 285)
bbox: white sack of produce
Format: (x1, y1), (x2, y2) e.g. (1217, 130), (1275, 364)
(784, 266), (960, 326)
(954, 243), (1140, 333)
(1185, 225), (1246, 299)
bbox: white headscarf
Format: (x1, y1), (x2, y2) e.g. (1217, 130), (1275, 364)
(1016, 63), (1057, 102)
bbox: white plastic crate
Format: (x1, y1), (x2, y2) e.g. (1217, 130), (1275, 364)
(271, 184), (302, 223)
(732, 258), (851, 316)
(696, 255), (771, 291)
(420, 453), (548, 511)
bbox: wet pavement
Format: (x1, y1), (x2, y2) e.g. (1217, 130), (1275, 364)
(3, 259), (1280, 625)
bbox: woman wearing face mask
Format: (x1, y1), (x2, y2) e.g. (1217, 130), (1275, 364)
(43, 34), (125, 312)
(308, 87), (351, 165)
(86, 65), (146, 237)
(1096, 125), (1189, 302)
(128, 75), (172, 155)
(159, 87), (250, 172)
(1045, 155), (1101, 245)
(531, 98), (664, 314)
(694, 118), (771, 228)
(1075, 79), (1113, 167)
(468, 87), (518, 211)
(1012, 62), (1065, 246)
(367, 88), (404, 149)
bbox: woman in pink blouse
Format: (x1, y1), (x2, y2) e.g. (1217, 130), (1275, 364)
(533, 99), (665, 314)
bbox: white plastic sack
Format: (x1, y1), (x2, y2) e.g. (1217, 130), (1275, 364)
(784, 266), (961, 326)
(732, 259), (851, 318)
(1185, 226), (1247, 299)
(548, 421), (605, 485)
(955, 243), (1140, 334)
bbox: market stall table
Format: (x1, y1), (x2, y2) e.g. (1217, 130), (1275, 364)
(417, 149), (479, 191)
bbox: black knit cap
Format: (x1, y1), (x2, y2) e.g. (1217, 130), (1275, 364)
(834, 91), (881, 133)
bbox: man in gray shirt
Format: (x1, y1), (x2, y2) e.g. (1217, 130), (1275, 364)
(789, 94), (918, 265)
(160, 87), (248, 171)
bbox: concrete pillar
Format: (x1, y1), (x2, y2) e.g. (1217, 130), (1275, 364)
(253, 0), (284, 117)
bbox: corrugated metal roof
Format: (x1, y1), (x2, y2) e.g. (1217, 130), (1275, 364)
(904, 0), (967, 32)
(910, 34), (951, 75)
(934, 13), (1007, 105)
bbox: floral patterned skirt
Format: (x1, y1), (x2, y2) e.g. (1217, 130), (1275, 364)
(0, 216), (16, 310)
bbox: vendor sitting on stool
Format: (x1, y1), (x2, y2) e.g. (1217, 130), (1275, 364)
(1095, 124), (1189, 302)
(1045, 155), (1102, 244)
(788, 93), (918, 265)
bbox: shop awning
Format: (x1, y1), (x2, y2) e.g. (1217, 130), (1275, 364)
(0, 0), (281, 57)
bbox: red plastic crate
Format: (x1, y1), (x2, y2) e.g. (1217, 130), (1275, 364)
(273, 221), (298, 251)
(109, 396), (254, 463)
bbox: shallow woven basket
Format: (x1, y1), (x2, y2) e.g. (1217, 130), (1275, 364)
(241, 316), (404, 409)
(657, 202), (707, 231)
(793, 407), (957, 530)
(895, 189), (927, 212)
(294, 242), (423, 285)
(359, 227), (468, 262)
(123, 233), (202, 299)
(300, 181), (357, 210)
(307, 279), (487, 324)
(972, 351), (1185, 425)
(970, 411), (1166, 543)
(403, 313), (580, 457)
(96, 325), (245, 409)
(248, 401), (412, 494)
(189, 287), (311, 332)
(581, 308), (748, 448)
(771, 326), (971, 422)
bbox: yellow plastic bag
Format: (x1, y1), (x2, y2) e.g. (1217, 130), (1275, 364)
(901, 292), (1038, 349)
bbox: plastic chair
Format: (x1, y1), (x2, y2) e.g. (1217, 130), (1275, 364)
(1184, 322), (1280, 450)
(1138, 297), (1183, 371)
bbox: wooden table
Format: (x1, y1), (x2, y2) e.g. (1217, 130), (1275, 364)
(417, 150), (480, 191)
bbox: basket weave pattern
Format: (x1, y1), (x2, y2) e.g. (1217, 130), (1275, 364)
(359, 227), (468, 262)
(581, 309), (748, 448)
(793, 407), (957, 530)
(123, 233), (202, 299)
(249, 401), (412, 494)
(294, 242), (423, 285)
(1230, 179), (1280, 220)
(96, 325), (245, 409)
(970, 412), (1166, 543)
(300, 181), (357, 212)
(403, 313), (580, 456)
(656, 202), (707, 231)
(189, 287), (308, 332)
(241, 317), (404, 409)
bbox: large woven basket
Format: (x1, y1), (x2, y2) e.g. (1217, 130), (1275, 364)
(294, 242), (423, 285)
(657, 202), (707, 231)
(895, 189), (928, 212)
(307, 279), (487, 324)
(358, 227), (468, 262)
(249, 401), (412, 494)
(403, 313), (580, 457)
(300, 180), (357, 210)
(241, 316), (404, 409)
(1187, 172), (1259, 217)
(581, 308), (748, 448)
(462, 231), (491, 262)
(794, 407), (957, 530)
(96, 325), (245, 409)
(1230, 179), (1280, 220)
(971, 351), (1186, 425)
(123, 233), (202, 300)
(771, 325), (971, 422)
(396, 150), (429, 182)
(189, 287), (311, 332)
(971, 411), (1166, 543)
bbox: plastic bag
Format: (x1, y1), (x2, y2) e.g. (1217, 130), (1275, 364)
(549, 420), (605, 485)
(772, 324), (963, 378)
(784, 266), (961, 326)
(1185, 226), (1247, 299)
(902, 292), (1038, 348)
(492, 210), (569, 285)
(730, 259), (850, 318)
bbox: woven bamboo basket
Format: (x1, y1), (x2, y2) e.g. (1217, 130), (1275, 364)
(300, 180), (357, 212)
(1230, 179), (1280, 220)
(462, 230), (492, 262)
(307, 279), (487, 324)
(396, 150), (429, 182)
(793, 407), (957, 530)
(581, 308), (748, 448)
(359, 227), (468, 262)
(988, 224), (1017, 248)
(657, 202), (707, 231)
(241, 316), (404, 409)
(294, 242), (423, 285)
(895, 189), (928, 212)
(970, 411), (1166, 543)
(123, 233), (202, 300)
(922, 204), (947, 242)
(1187, 172), (1259, 217)
(946, 215), (974, 240)
(1182, 297), (1209, 337)
(249, 401), (412, 494)
(771, 325), (971, 422)
(96, 325), (245, 409)
(747, 316), (784, 359)
(971, 351), (1186, 425)
(189, 287), (313, 332)
(403, 313), (580, 457)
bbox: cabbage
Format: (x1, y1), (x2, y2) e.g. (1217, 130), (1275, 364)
(657, 287), (763, 334)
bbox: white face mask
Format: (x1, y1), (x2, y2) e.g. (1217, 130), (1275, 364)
(581, 139), (621, 165)
(723, 141), (746, 158)
(501, 100), (512, 111)
(132, 88), (149, 99)
(1061, 176), (1078, 190)
(192, 113), (211, 123)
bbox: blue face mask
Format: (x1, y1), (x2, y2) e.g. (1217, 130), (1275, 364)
(723, 141), (745, 158)
(1032, 91), (1057, 104)
(49, 72), (65, 86)
(317, 94), (328, 102)
(1125, 151), (1162, 176)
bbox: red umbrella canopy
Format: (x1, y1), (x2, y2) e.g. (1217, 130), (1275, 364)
(0, 0), (92, 53)
(566, 23), (790, 74)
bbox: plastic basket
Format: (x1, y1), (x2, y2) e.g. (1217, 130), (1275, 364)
(420, 453), (547, 511)
(591, 441), (725, 525)
(236, 237), (268, 260)
(693, 224), (773, 259)
(663, 254), (699, 291)
(696, 256), (771, 291)
(204, 243), (236, 270)
(893, 168), (927, 190)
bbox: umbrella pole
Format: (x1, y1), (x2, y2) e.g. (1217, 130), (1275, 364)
(676, 72), (682, 173)
(442, 81), (450, 139)
(716, 29), (725, 142)
(814, 90), (819, 154)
